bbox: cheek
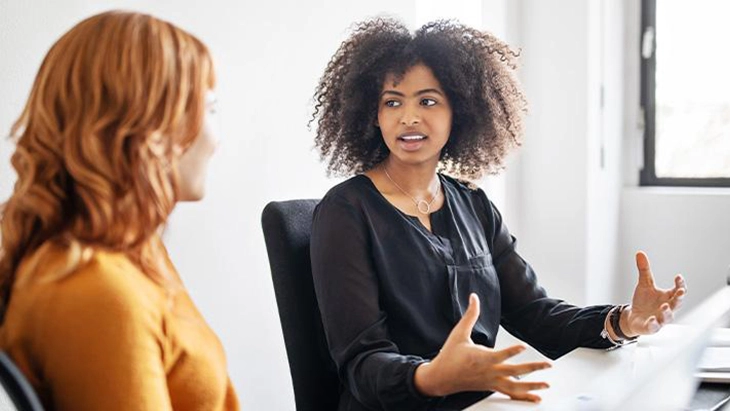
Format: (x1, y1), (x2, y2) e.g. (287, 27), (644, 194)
(202, 133), (218, 156)
(441, 111), (454, 134)
(376, 110), (398, 135)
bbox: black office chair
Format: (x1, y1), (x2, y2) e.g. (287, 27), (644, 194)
(0, 351), (44, 411)
(261, 200), (339, 411)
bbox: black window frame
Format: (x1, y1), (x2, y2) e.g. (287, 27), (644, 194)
(639, 0), (730, 187)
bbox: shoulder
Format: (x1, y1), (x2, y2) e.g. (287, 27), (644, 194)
(68, 252), (165, 308)
(441, 174), (481, 192)
(440, 173), (503, 218)
(440, 174), (490, 203)
(317, 175), (374, 212)
(15, 245), (168, 324)
(321, 175), (371, 202)
(313, 175), (379, 230)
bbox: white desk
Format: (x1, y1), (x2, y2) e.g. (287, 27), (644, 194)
(466, 325), (729, 411)
(465, 344), (640, 410)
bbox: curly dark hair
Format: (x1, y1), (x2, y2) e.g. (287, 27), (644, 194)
(311, 18), (528, 179)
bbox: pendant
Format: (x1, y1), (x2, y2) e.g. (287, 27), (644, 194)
(417, 200), (431, 214)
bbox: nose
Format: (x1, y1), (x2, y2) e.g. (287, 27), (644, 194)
(400, 105), (420, 126)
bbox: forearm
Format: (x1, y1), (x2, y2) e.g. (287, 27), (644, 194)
(344, 351), (432, 410)
(502, 300), (614, 359)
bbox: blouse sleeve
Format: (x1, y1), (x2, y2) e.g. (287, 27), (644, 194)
(38, 262), (173, 411)
(476, 191), (613, 359)
(311, 193), (433, 410)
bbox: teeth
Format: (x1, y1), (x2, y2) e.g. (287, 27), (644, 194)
(401, 135), (425, 141)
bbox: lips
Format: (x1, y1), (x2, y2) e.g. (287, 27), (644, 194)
(396, 132), (428, 151)
(397, 132), (427, 141)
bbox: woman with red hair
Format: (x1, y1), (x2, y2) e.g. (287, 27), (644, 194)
(0, 11), (238, 410)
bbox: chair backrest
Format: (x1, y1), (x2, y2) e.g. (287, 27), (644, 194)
(0, 351), (44, 411)
(261, 200), (339, 411)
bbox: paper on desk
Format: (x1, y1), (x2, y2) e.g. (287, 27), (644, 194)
(698, 347), (730, 372)
(695, 371), (730, 383)
(710, 327), (730, 346)
(695, 344), (730, 383)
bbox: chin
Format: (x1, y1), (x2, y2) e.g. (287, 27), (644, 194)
(178, 188), (205, 202)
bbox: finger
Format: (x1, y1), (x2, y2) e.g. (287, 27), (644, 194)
(671, 287), (687, 299)
(665, 275), (687, 297)
(451, 293), (481, 341)
(643, 315), (661, 333)
(668, 290), (685, 311)
(674, 274), (686, 290)
(495, 362), (551, 377)
(500, 379), (550, 394)
(507, 391), (543, 403)
(498, 377), (549, 402)
(659, 303), (674, 325)
(488, 345), (527, 364)
(635, 251), (655, 287)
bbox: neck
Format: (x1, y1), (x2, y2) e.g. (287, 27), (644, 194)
(382, 157), (440, 198)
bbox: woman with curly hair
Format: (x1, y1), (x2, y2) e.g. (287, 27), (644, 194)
(310, 18), (686, 410)
(0, 11), (238, 410)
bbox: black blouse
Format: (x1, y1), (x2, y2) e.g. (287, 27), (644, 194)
(310, 174), (613, 411)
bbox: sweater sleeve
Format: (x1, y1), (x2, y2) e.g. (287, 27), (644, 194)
(37, 259), (173, 411)
(475, 190), (613, 359)
(311, 193), (433, 411)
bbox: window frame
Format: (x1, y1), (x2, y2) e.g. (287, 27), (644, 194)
(639, 0), (730, 187)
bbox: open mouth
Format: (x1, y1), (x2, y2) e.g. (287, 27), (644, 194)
(398, 134), (427, 142)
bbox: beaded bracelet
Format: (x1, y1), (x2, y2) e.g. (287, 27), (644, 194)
(601, 306), (622, 345)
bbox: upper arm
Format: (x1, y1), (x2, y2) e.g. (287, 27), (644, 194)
(310, 194), (387, 362)
(38, 265), (173, 411)
(310, 194), (431, 409)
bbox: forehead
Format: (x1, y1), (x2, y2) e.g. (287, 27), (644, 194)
(382, 64), (443, 91)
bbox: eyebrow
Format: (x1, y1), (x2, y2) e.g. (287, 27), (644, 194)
(380, 88), (445, 98)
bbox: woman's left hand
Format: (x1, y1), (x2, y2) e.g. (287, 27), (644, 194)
(621, 251), (687, 337)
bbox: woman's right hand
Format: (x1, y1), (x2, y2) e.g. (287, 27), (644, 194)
(414, 293), (552, 402)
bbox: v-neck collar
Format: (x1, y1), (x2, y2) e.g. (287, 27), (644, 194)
(357, 173), (451, 236)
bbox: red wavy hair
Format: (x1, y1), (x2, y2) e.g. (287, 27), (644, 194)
(0, 10), (216, 318)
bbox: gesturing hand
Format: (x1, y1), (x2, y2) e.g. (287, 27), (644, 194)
(622, 251), (687, 337)
(414, 294), (551, 402)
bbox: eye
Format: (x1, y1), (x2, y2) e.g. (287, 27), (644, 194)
(384, 100), (401, 108)
(420, 98), (437, 107)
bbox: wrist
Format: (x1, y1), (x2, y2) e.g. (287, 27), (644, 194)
(619, 305), (638, 338)
(602, 306), (622, 343)
(414, 361), (446, 397)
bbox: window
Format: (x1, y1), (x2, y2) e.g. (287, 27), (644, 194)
(640, 0), (730, 187)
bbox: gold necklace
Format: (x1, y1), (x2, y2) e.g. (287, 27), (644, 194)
(382, 166), (441, 214)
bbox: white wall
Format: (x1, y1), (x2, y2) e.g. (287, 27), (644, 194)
(0, 2), (417, 410)
(619, 189), (730, 310)
(616, 0), (730, 310)
(509, 0), (730, 314)
(504, 0), (625, 306)
(585, 0), (624, 305)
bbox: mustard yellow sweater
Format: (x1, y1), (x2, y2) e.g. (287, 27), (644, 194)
(0, 243), (239, 411)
